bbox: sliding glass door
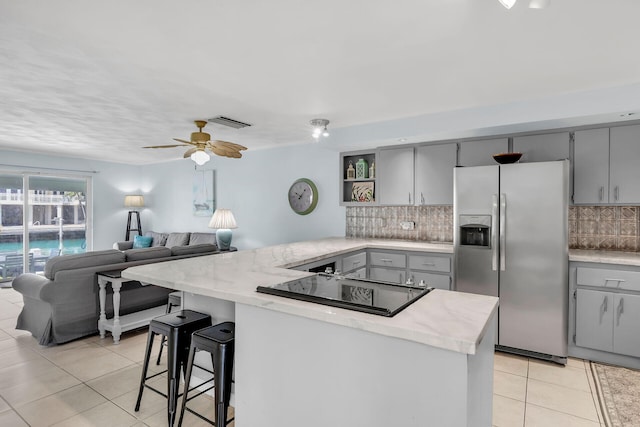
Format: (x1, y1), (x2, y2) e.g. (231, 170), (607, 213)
(0, 173), (91, 283)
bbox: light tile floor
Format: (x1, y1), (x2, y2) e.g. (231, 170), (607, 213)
(0, 287), (604, 426)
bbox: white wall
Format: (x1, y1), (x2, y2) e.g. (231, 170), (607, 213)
(1, 143), (345, 251)
(142, 143), (345, 249)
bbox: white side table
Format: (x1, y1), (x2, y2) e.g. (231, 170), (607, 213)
(97, 270), (167, 344)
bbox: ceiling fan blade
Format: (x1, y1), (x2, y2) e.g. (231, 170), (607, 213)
(209, 145), (242, 158)
(143, 144), (189, 149)
(207, 143), (239, 156)
(173, 138), (197, 145)
(211, 140), (248, 151)
(183, 147), (198, 158)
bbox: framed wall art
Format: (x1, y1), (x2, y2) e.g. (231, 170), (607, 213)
(193, 170), (216, 216)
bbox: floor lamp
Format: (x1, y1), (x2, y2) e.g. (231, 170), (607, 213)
(124, 195), (144, 241)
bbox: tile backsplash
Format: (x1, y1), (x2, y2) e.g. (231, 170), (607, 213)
(570, 206), (640, 251)
(346, 206), (453, 242)
(346, 205), (640, 252)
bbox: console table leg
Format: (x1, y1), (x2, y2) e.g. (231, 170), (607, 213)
(98, 279), (107, 339)
(112, 280), (122, 344)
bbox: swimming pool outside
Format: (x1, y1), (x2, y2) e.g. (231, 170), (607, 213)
(0, 239), (86, 255)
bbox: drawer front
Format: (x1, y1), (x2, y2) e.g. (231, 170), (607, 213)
(344, 267), (367, 279)
(410, 271), (450, 290)
(408, 254), (451, 273)
(369, 267), (405, 284)
(369, 251), (406, 268)
(341, 252), (367, 273)
(576, 267), (640, 292)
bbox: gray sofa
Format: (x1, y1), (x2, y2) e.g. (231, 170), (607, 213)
(13, 231), (220, 345)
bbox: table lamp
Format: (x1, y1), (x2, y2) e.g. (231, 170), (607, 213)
(124, 195), (144, 240)
(208, 208), (237, 251)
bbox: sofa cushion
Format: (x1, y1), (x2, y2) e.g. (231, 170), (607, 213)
(44, 250), (126, 280)
(188, 232), (218, 247)
(171, 244), (218, 256)
(145, 231), (168, 247)
(124, 246), (172, 261)
(165, 232), (190, 248)
(133, 235), (153, 248)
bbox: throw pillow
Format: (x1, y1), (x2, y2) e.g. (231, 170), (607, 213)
(133, 235), (153, 248)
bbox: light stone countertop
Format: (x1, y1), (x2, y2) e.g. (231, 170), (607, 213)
(569, 249), (640, 267)
(123, 237), (496, 355)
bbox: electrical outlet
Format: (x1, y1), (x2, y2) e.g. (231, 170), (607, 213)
(400, 221), (415, 230)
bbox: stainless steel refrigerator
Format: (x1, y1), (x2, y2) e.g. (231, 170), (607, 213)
(453, 160), (569, 363)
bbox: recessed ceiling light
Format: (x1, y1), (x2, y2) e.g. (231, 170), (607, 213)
(398, 138), (407, 142)
(620, 112), (636, 118)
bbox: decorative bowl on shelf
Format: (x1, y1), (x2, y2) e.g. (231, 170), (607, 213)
(492, 152), (523, 164)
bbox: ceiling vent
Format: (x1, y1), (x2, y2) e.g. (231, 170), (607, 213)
(208, 116), (252, 129)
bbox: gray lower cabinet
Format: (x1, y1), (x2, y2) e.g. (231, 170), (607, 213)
(341, 251), (367, 279)
(576, 289), (640, 357)
(369, 250), (407, 284)
(369, 267), (406, 284)
(291, 249), (452, 289)
(573, 265), (640, 359)
(407, 253), (451, 290)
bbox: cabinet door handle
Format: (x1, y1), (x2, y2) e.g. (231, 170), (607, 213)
(380, 258), (393, 263)
(616, 297), (624, 326)
(421, 192), (425, 205)
(422, 262), (436, 266)
(409, 192), (412, 204)
(599, 186), (604, 201)
(615, 186), (619, 201)
(600, 296), (608, 324)
(604, 278), (626, 285)
(352, 260), (361, 266)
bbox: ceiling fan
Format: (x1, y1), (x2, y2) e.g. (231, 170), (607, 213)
(143, 120), (248, 165)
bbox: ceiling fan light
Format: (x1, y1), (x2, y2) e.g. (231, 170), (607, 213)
(322, 127), (330, 137)
(499, 0), (517, 8)
(191, 150), (210, 165)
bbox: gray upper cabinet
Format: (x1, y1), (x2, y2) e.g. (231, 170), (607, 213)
(513, 132), (570, 163)
(458, 138), (508, 167)
(573, 128), (610, 204)
(609, 125), (640, 204)
(415, 144), (457, 205)
(378, 147), (415, 205)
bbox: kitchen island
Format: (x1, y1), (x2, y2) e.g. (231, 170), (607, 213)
(123, 237), (498, 427)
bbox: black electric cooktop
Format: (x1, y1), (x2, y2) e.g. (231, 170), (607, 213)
(256, 273), (433, 317)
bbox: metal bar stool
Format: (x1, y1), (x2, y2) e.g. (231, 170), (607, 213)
(157, 291), (182, 365)
(135, 309), (212, 427)
(177, 321), (235, 427)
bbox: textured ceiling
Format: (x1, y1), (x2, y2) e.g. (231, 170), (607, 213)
(1, 0), (640, 165)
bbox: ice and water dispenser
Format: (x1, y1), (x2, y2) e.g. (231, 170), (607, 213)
(459, 215), (491, 247)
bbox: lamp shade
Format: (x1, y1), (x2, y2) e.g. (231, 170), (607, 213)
(208, 208), (237, 229)
(124, 195), (145, 208)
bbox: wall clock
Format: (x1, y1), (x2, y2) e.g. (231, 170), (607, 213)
(288, 178), (318, 215)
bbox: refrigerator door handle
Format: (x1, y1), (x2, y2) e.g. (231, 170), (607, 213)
(499, 193), (506, 271)
(491, 194), (499, 271)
